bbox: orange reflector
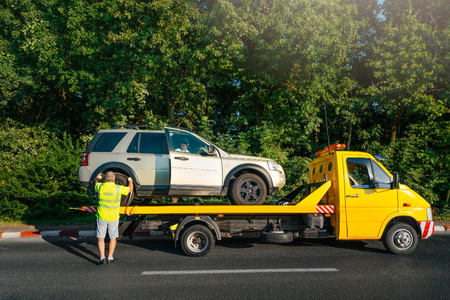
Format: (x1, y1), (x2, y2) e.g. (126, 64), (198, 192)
(315, 144), (346, 156)
(403, 203), (411, 207)
(325, 214), (331, 217)
(218, 214), (224, 218)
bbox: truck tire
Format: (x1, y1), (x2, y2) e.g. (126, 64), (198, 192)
(114, 172), (134, 206)
(230, 173), (267, 205)
(260, 231), (293, 244)
(181, 225), (215, 257)
(382, 223), (418, 255)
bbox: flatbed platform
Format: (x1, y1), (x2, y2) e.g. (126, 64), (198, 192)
(117, 181), (332, 216)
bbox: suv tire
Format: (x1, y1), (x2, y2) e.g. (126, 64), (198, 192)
(230, 173), (267, 205)
(260, 231), (293, 244)
(114, 172), (134, 206)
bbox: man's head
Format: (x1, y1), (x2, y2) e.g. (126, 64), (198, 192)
(180, 138), (189, 151)
(106, 171), (115, 182)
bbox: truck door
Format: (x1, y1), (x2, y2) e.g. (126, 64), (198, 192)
(165, 128), (222, 195)
(343, 156), (397, 239)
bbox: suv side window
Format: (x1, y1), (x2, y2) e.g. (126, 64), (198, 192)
(347, 158), (372, 189)
(167, 130), (210, 156)
(127, 133), (168, 154)
(91, 133), (127, 152)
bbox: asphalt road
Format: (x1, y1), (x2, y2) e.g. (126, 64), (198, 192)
(1, 233), (450, 300)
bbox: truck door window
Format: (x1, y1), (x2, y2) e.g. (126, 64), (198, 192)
(347, 158), (372, 189)
(372, 162), (392, 189)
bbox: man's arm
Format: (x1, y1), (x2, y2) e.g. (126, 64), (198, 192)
(94, 174), (102, 192)
(128, 177), (134, 195)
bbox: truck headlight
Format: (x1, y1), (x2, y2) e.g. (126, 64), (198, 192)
(427, 207), (433, 221)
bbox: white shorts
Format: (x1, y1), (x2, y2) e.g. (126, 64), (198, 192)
(96, 218), (119, 239)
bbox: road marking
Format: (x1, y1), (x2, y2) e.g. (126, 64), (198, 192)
(141, 268), (338, 275)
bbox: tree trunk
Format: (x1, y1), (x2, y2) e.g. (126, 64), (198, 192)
(390, 123), (397, 144)
(165, 87), (175, 125)
(347, 122), (352, 150)
(253, 91), (264, 126)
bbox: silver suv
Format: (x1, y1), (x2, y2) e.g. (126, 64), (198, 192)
(78, 126), (285, 205)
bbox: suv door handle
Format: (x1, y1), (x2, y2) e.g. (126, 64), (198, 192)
(175, 156), (189, 161)
(346, 194), (361, 198)
(127, 157), (141, 161)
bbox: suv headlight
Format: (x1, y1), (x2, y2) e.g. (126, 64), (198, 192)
(268, 161), (283, 173)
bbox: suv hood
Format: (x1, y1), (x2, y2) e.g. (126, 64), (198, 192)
(228, 154), (271, 162)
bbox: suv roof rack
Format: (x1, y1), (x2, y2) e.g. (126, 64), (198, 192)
(111, 125), (193, 132)
(111, 125), (165, 130)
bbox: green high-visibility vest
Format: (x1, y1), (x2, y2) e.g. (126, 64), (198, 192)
(95, 182), (129, 221)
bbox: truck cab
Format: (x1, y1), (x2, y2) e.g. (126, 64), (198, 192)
(310, 144), (434, 253)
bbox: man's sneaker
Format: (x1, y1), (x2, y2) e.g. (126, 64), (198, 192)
(108, 258), (118, 264)
(99, 258), (107, 266)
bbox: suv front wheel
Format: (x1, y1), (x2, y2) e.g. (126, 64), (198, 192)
(230, 173), (267, 205)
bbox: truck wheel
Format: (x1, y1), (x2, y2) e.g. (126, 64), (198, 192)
(114, 172), (134, 206)
(230, 173), (267, 205)
(181, 225), (215, 257)
(383, 223), (418, 255)
(260, 231), (293, 244)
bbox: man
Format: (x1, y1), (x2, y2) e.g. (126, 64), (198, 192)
(175, 138), (190, 153)
(94, 171), (133, 265)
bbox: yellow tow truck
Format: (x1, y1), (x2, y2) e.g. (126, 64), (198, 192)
(84, 144), (435, 256)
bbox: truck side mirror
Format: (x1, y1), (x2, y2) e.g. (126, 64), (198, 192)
(392, 173), (400, 189)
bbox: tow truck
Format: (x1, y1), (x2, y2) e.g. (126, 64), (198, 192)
(81, 144), (435, 256)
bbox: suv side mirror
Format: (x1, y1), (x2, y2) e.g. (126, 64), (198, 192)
(208, 145), (215, 154)
(392, 173), (400, 189)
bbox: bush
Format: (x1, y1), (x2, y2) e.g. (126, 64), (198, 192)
(0, 119), (90, 222)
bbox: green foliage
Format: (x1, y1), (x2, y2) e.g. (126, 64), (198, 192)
(0, 119), (88, 221)
(1, 0), (450, 222)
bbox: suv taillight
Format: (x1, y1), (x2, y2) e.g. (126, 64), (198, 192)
(81, 152), (89, 166)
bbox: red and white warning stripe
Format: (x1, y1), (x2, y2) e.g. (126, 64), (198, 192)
(82, 206), (97, 213)
(419, 221), (435, 239)
(316, 205), (334, 214)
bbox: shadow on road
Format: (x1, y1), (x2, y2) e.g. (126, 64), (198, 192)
(41, 236), (100, 265)
(118, 236), (183, 256)
(39, 234), (387, 261)
(216, 236), (388, 254)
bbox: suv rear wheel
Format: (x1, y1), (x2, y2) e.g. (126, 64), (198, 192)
(113, 172), (134, 206)
(230, 173), (267, 205)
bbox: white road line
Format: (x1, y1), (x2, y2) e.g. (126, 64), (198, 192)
(141, 268), (338, 275)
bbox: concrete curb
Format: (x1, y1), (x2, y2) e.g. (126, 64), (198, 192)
(435, 225), (446, 232)
(1, 227), (449, 239)
(0, 230), (151, 239)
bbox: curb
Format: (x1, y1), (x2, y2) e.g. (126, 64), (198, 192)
(0, 225), (450, 239)
(0, 230), (151, 239)
(435, 225), (446, 232)
(1, 227), (449, 239)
